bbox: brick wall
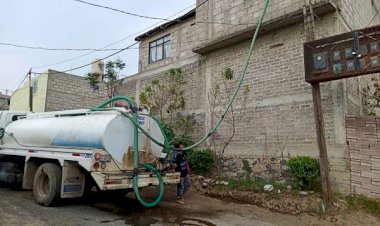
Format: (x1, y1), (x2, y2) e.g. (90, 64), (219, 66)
(347, 116), (380, 198)
(45, 70), (108, 111)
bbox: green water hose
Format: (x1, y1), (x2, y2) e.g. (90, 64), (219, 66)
(92, 0), (270, 208)
(93, 97), (165, 207)
(151, 115), (171, 160)
(131, 112), (165, 207)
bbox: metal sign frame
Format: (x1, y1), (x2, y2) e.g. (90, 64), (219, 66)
(304, 25), (380, 83)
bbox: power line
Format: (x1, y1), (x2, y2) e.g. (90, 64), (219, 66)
(32, 1), (210, 74)
(0, 42), (131, 51)
(74, 0), (252, 26)
(9, 72), (29, 95)
(33, 41), (140, 75)
(73, 0), (172, 21)
(367, 1), (380, 28)
(32, 2), (198, 69)
(0, 71), (29, 109)
(1, 35), (239, 52)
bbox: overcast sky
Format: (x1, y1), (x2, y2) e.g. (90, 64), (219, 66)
(0, 0), (195, 94)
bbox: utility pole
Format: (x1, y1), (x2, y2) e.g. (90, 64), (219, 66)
(303, 0), (334, 213)
(28, 69), (33, 112)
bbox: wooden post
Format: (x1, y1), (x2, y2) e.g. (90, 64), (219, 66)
(28, 69), (33, 112)
(311, 83), (334, 213)
(304, 0), (334, 213)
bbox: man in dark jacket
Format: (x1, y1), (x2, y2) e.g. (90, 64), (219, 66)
(172, 143), (191, 204)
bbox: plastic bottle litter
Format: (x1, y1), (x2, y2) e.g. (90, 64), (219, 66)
(263, 184), (274, 192)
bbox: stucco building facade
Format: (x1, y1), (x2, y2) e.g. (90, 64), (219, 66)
(10, 70), (108, 112)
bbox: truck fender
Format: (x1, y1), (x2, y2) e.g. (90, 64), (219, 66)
(22, 161), (38, 190)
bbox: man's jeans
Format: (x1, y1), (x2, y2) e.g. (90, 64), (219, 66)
(177, 174), (191, 198)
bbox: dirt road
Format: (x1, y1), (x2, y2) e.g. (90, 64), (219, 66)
(0, 185), (377, 226)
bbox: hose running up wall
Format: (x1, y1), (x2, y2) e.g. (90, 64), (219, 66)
(92, 0), (270, 208)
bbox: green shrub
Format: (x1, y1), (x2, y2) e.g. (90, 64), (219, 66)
(188, 149), (214, 174)
(287, 156), (320, 190)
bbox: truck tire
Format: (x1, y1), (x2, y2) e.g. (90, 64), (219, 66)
(33, 163), (62, 206)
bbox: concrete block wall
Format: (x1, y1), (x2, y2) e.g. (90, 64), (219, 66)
(44, 70), (108, 111)
(206, 21), (344, 150)
(341, 0), (380, 30)
(115, 80), (136, 100)
(122, 60), (207, 141)
(119, 0), (380, 193)
(138, 18), (200, 74)
(346, 116), (380, 198)
(195, 0), (333, 45)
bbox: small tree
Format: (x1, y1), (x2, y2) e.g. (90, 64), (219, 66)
(85, 72), (100, 91)
(85, 58), (125, 98)
(103, 58), (125, 99)
(208, 82), (221, 151)
(139, 68), (192, 145)
(139, 68), (186, 126)
(208, 67), (251, 158)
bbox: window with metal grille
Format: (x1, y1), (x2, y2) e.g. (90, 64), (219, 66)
(149, 35), (171, 64)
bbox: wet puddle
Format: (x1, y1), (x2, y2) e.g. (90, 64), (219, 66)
(124, 216), (216, 226)
(91, 197), (216, 226)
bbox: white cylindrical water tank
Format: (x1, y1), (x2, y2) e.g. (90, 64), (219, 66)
(3, 111), (165, 162)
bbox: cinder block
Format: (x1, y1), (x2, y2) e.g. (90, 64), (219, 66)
(351, 175), (371, 184)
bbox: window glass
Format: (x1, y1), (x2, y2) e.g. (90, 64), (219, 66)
(149, 35), (170, 63)
(164, 42), (171, 58)
(150, 46), (157, 63)
(156, 44), (163, 61)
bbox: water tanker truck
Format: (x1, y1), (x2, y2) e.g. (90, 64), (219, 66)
(0, 97), (180, 207)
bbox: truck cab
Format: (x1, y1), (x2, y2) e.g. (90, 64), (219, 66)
(0, 111), (28, 189)
(0, 111), (28, 130)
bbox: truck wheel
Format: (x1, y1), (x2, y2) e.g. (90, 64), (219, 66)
(33, 163), (62, 206)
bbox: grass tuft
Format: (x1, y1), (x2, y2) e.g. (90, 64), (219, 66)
(346, 195), (380, 218)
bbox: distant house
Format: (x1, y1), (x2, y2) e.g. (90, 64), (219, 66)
(117, 0), (380, 194)
(0, 93), (10, 110)
(10, 69), (108, 112)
